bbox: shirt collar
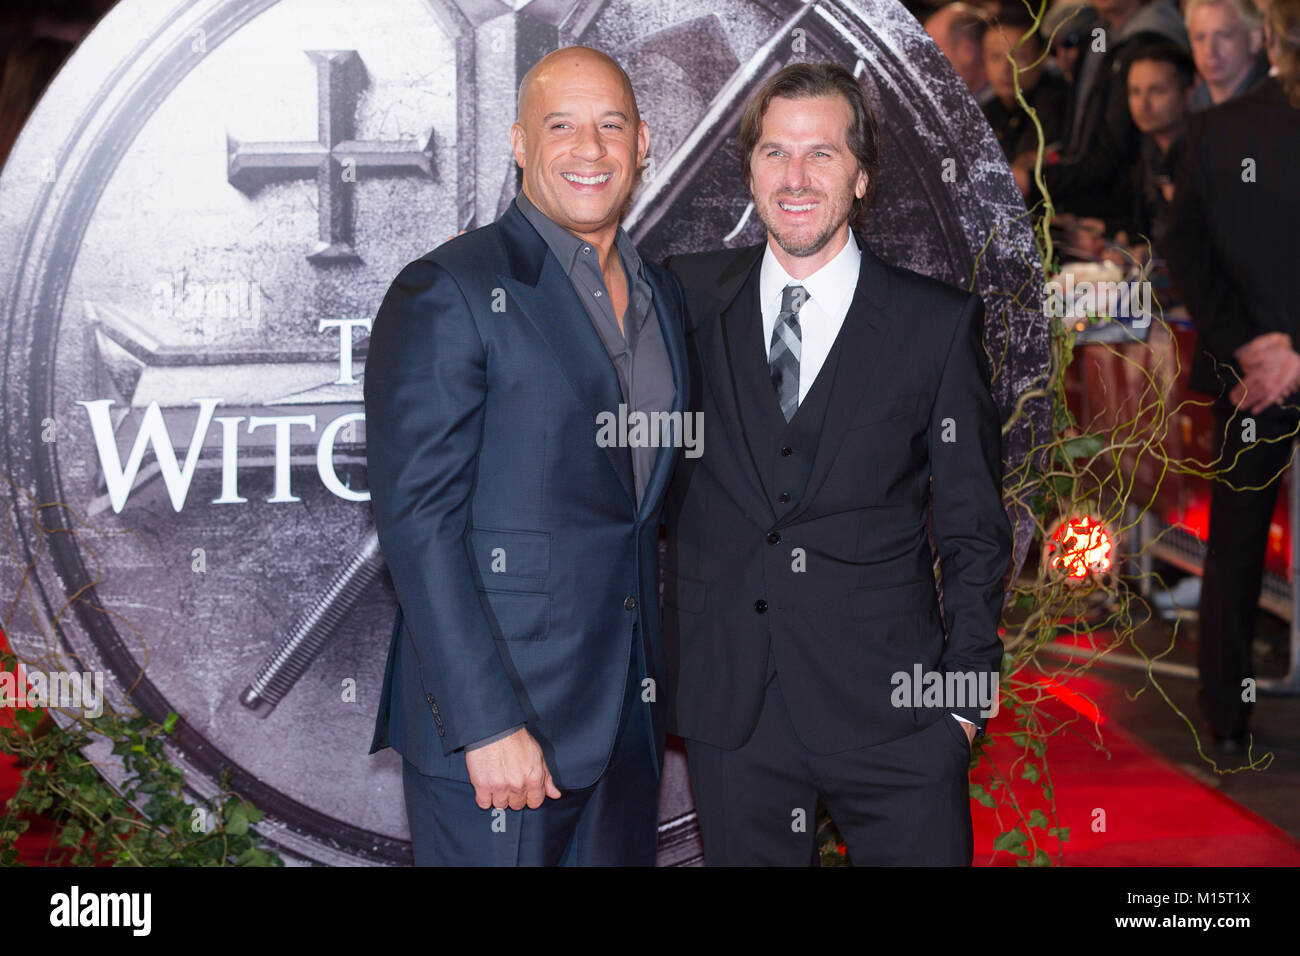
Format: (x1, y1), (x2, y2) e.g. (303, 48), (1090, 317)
(515, 190), (583, 273)
(759, 230), (862, 318)
(514, 190), (644, 282)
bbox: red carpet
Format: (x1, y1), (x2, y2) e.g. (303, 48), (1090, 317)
(971, 672), (1300, 865)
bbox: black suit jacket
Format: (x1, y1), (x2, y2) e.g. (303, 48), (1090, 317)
(1167, 76), (1300, 397)
(662, 239), (1013, 753)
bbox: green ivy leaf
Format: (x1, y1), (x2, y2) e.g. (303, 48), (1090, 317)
(1061, 434), (1104, 459)
(0, 708), (285, 866)
(56, 821), (84, 848)
(14, 709), (44, 734)
(993, 829), (1027, 852)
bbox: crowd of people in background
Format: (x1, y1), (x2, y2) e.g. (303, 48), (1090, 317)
(913, 0), (1300, 752)
(912, 0), (1292, 272)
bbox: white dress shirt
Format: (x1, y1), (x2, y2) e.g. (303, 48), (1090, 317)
(759, 231), (861, 404)
(757, 231), (977, 734)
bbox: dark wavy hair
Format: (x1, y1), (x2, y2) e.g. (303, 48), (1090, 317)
(1127, 40), (1198, 90)
(738, 61), (883, 232)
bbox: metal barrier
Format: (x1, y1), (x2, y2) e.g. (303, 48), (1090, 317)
(1123, 439), (1300, 694)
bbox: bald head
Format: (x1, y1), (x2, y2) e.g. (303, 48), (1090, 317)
(509, 45), (649, 246)
(517, 46), (640, 126)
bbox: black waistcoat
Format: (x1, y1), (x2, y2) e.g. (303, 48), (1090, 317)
(724, 264), (846, 521)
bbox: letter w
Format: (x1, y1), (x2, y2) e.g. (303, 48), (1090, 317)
(77, 398), (220, 513)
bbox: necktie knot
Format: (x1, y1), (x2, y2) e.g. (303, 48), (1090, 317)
(780, 283), (809, 319)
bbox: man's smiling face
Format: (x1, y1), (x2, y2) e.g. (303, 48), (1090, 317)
(748, 93), (868, 262)
(510, 49), (649, 239)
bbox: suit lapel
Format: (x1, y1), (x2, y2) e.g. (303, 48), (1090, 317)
(636, 265), (689, 519)
(495, 203), (636, 507)
(696, 246), (776, 526)
(776, 241), (893, 528)
(722, 268), (789, 507)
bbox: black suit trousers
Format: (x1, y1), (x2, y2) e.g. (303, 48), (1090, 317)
(685, 670), (975, 866)
(1196, 397), (1299, 738)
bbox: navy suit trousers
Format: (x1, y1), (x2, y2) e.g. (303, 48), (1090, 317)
(402, 633), (659, 866)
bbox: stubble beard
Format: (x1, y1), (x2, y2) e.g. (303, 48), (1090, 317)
(755, 190), (849, 258)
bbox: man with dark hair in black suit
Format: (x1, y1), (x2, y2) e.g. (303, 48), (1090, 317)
(662, 62), (1013, 865)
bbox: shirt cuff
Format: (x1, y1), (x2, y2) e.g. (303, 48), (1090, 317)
(463, 723), (524, 752)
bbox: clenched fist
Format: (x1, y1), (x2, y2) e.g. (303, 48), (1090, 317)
(464, 726), (561, 810)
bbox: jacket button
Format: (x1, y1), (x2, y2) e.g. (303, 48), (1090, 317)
(778, 492), (790, 503)
(780, 446), (793, 457)
(767, 531), (781, 545)
(754, 599), (768, 614)
(624, 596), (637, 610)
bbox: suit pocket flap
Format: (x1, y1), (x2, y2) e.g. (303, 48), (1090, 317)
(469, 527), (550, 584)
(849, 577), (937, 619)
(477, 588), (550, 641)
(850, 391), (923, 428)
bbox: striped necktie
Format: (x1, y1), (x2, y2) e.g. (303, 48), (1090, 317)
(768, 283), (807, 423)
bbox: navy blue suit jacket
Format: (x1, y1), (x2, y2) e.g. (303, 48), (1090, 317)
(365, 201), (688, 789)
